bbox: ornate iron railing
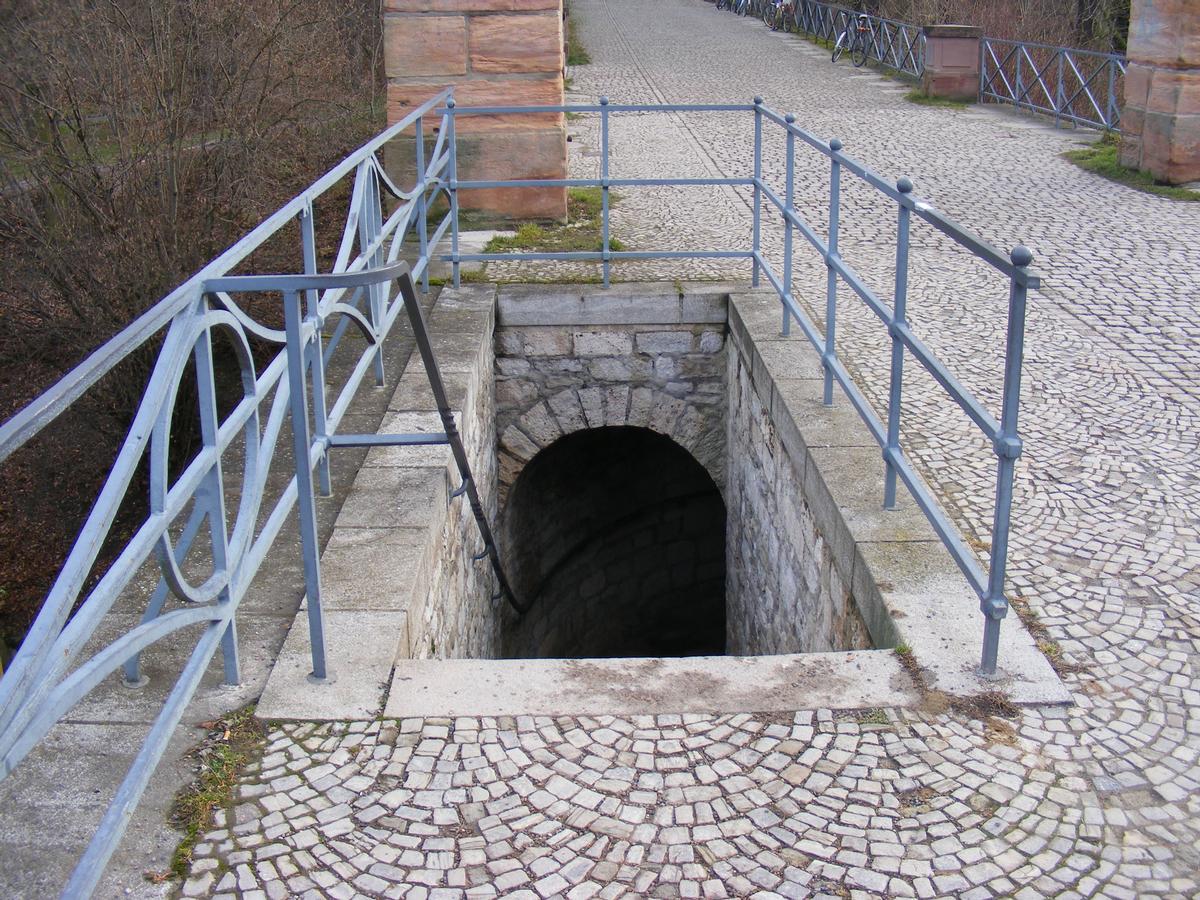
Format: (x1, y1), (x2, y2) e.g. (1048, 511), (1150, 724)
(0, 87), (524, 897)
(791, 0), (926, 78)
(0, 90), (1040, 895)
(981, 37), (1126, 130)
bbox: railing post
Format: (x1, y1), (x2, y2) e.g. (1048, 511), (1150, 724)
(1107, 60), (1118, 129)
(980, 245), (1031, 676)
(823, 138), (842, 406)
(600, 96), (611, 289)
(1055, 52), (1065, 127)
(300, 202), (332, 497)
(782, 114), (796, 336)
(283, 289), (332, 683)
(414, 113), (431, 294)
(1015, 50), (1024, 112)
(883, 178), (912, 509)
(447, 98), (461, 289)
(752, 96), (763, 288)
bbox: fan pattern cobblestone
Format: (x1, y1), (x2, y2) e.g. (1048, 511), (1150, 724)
(180, 0), (1199, 896)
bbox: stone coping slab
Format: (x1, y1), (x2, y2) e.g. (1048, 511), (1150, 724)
(385, 651), (919, 718)
(728, 289), (1070, 706)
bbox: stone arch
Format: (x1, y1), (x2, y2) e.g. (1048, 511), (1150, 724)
(498, 426), (727, 659)
(497, 384), (725, 506)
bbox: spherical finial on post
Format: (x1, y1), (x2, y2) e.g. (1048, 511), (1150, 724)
(785, 113), (796, 124)
(829, 138), (842, 152)
(1010, 245), (1033, 267)
(753, 96), (763, 106)
(897, 177), (914, 194)
(599, 96), (609, 106)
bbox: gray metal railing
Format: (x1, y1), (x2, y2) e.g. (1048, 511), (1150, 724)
(981, 37), (1126, 130)
(446, 96), (1037, 682)
(0, 90), (1039, 895)
(0, 87), (524, 898)
(791, 0), (926, 78)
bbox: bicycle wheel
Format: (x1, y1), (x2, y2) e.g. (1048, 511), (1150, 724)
(851, 29), (870, 66)
(763, 4), (775, 27)
(831, 32), (846, 63)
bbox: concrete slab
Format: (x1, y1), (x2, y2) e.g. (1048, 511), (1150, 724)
(336, 466), (448, 529)
(256, 609), (407, 720)
(855, 540), (1071, 705)
(312, 526), (429, 611)
(497, 282), (736, 327)
(385, 651), (918, 719)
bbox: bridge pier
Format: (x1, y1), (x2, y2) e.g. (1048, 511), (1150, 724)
(1120, 0), (1200, 184)
(383, 0), (569, 222)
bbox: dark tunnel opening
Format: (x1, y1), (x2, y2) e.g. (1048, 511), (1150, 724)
(499, 427), (726, 659)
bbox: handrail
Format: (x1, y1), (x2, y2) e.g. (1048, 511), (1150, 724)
(0, 89), (465, 899)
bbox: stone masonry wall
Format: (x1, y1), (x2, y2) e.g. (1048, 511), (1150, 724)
(384, 0), (567, 220)
(725, 336), (872, 656)
(493, 284), (731, 507)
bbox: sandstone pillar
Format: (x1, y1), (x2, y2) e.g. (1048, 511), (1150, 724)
(920, 25), (982, 101)
(1120, 0), (1200, 184)
(384, 0), (568, 223)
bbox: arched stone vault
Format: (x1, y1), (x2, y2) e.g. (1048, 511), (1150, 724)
(498, 382), (726, 505)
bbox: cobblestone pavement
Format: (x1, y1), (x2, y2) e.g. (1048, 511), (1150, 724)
(180, 0), (1199, 897)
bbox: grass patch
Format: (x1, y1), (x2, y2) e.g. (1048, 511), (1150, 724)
(904, 89), (972, 109)
(483, 187), (624, 255)
(566, 7), (591, 66)
(857, 707), (890, 726)
(161, 706), (267, 881)
(1063, 132), (1200, 201)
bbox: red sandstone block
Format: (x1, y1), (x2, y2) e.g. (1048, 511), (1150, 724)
(470, 12), (563, 74)
(385, 16), (468, 78)
(1125, 0), (1200, 68)
(387, 77), (564, 133)
(457, 129), (568, 220)
(385, 0), (559, 11)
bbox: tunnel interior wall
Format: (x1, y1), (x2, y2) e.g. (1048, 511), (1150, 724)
(500, 428), (726, 658)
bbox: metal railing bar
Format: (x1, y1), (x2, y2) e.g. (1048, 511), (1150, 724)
(327, 433), (450, 449)
(437, 103), (756, 116)
(884, 446), (991, 594)
(982, 35), (1126, 60)
(455, 250), (755, 262)
(63, 620), (227, 899)
(453, 177), (755, 190)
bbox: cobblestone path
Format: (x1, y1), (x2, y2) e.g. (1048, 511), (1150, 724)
(180, 1), (1199, 897)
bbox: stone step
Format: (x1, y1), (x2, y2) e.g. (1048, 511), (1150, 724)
(383, 651), (919, 719)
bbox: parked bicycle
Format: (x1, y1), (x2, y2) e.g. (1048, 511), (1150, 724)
(716, 0), (750, 15)
(831, 12), (872, 66)
(763, 0), (796, 31)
